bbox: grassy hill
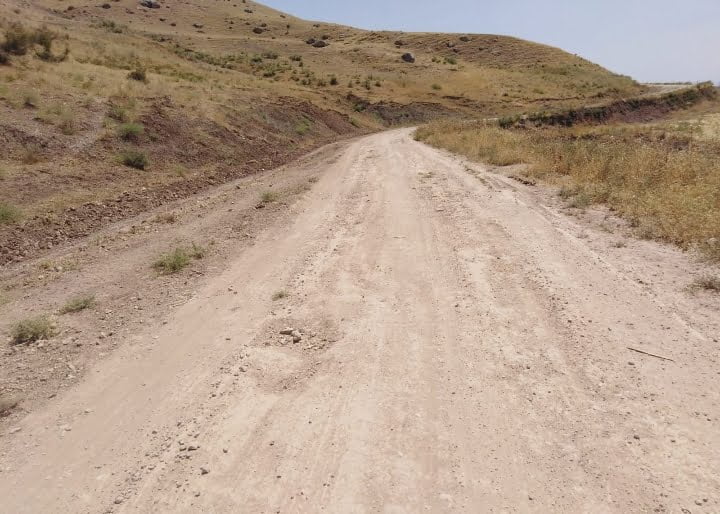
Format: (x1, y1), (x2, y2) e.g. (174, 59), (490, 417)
(0, 0), (645, 263)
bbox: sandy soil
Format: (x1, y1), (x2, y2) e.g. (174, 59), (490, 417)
(1, 129), (718, 513)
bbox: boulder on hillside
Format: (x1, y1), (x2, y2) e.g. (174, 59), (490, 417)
(252, 27), (264, 34)
(312, 40), (328, 48)
(305, 37), (316, 45)
(139, 0), (160, 8)
(401, 52), (415, 63)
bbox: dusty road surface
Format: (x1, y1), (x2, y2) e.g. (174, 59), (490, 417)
(1, 129), (719, 513)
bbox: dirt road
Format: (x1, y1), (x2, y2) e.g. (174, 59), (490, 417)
(1, 129), (719, 513)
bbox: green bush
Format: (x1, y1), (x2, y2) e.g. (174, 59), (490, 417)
(120, 150), (148, 170)
(117, 122), (144, 140)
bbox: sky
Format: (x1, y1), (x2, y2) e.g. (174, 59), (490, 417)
(262, 0), (719, 83)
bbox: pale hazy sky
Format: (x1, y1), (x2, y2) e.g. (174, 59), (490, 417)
(262, 0), (719, 83)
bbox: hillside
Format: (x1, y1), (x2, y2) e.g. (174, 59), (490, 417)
(0, 0), (644, 264)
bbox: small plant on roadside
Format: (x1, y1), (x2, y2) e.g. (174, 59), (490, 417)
(260, 190), (278, 204)
(153, 247), (190, 274)
(189, 243), (206, 260)
(11, 316), (56, 345)
(0, 202), (22, 224)
(120, 150), (148, 170)
(272, 290), (288, 301)
(152, 244), (205, 275)
(117, 122), (144, 141)
(0, 395), (19, 417)
(152, 212), (178, 224)
(689, 275), (720, 293)
(60, 295), (95, 314)
(431, 83), (442, 91)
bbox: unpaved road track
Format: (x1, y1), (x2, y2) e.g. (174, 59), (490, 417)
(1, 129), (719, 513)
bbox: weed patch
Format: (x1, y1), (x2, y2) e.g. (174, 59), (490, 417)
(60, 295), (95, 314)
(120, 150), (148, 170)
(11, 316), (55, 345)
(0, 202), (22, 224)
(152, 244), (205, 274)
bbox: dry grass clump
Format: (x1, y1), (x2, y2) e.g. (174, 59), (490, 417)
(416, 120), (720, 259)
(60, 294), (95, 314)
(689, 275), (720, 293)
(0, 201), (22, 224)
(11, 316), (56, 345)
(152, 243), (206, 274)
(0, 395), (20, 416)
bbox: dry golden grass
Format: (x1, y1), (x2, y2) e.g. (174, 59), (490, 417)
(416, 120), (720, 260)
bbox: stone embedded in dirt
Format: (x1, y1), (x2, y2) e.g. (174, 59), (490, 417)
(200, 466), (210, 475)
(305, 38), (316, 45)
(280, 329), (294, 335)
(401, 53), (415, 63)
(312, 40), (328, 48)
(139, 0), (160, 8)
(114, 497), (124, 505)
(192, 23), (204, 29)
(253, 27), (264, 34)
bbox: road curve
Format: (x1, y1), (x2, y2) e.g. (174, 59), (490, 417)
(1, 129), (718, 513)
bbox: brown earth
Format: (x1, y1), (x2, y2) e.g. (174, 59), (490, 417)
(1, 130), (718, 513)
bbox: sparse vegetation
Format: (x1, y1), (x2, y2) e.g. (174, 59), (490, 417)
(0, 202), (22, 224)
(60, 295), (96, 314)
(117, 122), (144, 141)
(152, 244), (205, 274)
(295, 118), (312, 136)
(689, 275), (720, 293)
(260, 190), (278, 204)
(21, 145), (42, 164)
(120, 150), (149, 170)
(0, 396), (19, 417)
(127, 67), (148, 82)
(153, 247), (191, 274)
(1, 24), (67, 63)
(272, 290), (288, 301)
(23, 91), (39, 108)
(11, 316), (56, 345)
(416, 118), (720, 259)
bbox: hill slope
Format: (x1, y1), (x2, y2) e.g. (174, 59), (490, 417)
(0, 0), (644, 263)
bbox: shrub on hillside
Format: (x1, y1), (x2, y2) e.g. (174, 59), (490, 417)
(127, 67), (147, 82)
(1, 24), (33, 56)
(1, 23), (68, 63)
(117, 122), (144, 141)
(120, 150), (148, 170)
